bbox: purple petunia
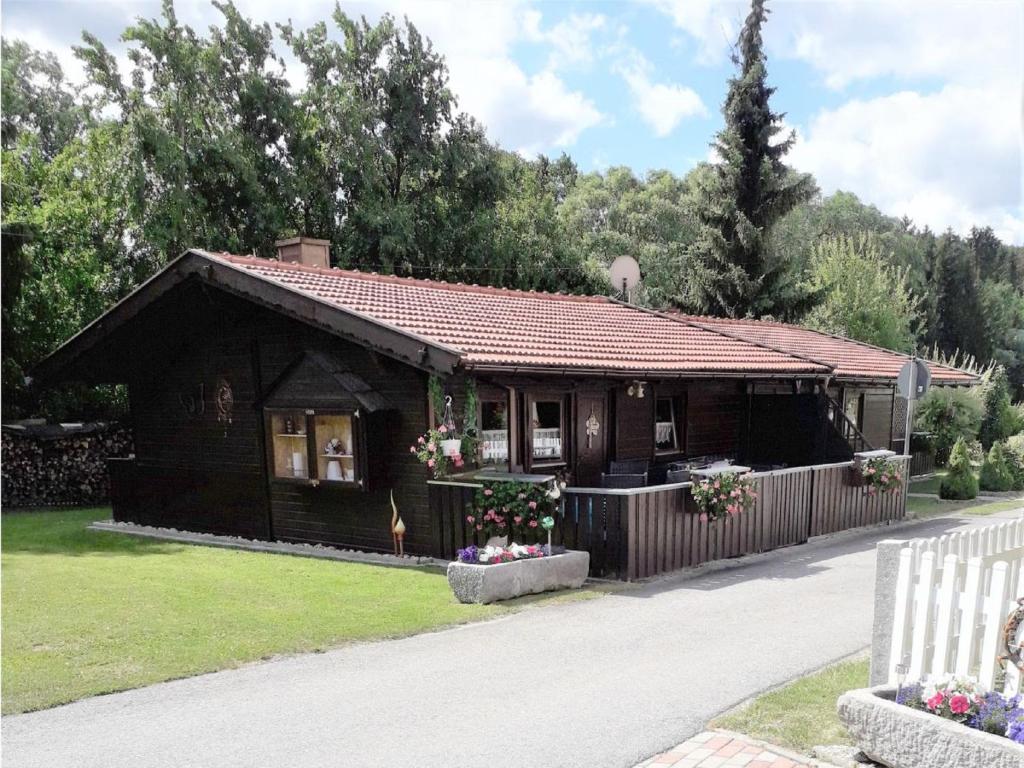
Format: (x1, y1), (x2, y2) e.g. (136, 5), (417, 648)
(1008, 716), (1024, 744)
(456, 544), (478, 563)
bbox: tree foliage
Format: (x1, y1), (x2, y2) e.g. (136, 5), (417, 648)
(4, 0), (1024, 421)
(684, 0), (816, 317)
(801, 234), (919, 352)
(915, 386), (984, 465)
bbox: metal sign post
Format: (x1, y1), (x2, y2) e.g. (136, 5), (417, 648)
(897, 358), (931, 455)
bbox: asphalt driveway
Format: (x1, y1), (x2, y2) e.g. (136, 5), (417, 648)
(2, 515), (983, 768)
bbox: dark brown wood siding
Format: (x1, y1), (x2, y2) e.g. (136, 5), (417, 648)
(686, 381), (744, 457)
(122, 283), (433, 554)
(613, 384), (654, 461)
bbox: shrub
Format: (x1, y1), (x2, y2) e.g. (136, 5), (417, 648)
(1004, 434), (1024, 489)
(940, 438), (979, 500)
(915, 387), (983, 465)
(979, 367), (1019, 449)
(979, 442), (1015, 492)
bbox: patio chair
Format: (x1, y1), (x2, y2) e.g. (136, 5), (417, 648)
(609, 459), (649, 475)
(647, 465), (668, 485)
(666, 468), (690, 484)
(601, 472), (648, 488)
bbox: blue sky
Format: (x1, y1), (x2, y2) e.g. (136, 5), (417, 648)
(4, 0), (1023, 243)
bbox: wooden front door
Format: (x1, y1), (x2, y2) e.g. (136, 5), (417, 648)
(574, 391), (607, 486)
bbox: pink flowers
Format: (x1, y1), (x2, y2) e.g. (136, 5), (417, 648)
(528, 500), (537, 510)
(483, 488), (493, 497)
(528, 519), (538, 528)
(948, 694), (970, 714)
(513, 515), (523, 524)
(466, 515), (475, 524)
(692, 472), (756, 522)
(926, 691), (945, 710)
(862, 457), (904, 495)
(437, 424), (448, 434)
(411, 427), (456, 478)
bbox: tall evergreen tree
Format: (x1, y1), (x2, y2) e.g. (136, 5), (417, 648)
(685, 0), (816, 317)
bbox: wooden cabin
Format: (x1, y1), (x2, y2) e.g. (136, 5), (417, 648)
(37, 239), (975, 560)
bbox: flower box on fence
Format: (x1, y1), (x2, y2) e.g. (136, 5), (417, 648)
(446, 550), (589, 604)
(837, 686), (1024, 768)
(849, 449), (898, 489)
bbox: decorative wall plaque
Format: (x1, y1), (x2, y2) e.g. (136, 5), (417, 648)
(216, 378), (234, 427)
(585, 407), (600, 449)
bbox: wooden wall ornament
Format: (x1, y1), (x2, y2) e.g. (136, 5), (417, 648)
(585, 406), (600, 450)
(215, 378), (234, 431)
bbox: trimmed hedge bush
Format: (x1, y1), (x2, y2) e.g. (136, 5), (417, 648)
(940, 437), (979, 500)
(979, 442), (1016, 492)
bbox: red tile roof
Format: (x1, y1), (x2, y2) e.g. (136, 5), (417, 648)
(682, 316), (975, 384)
(211, 254), (828, 376)
(209, 253), (975, 384)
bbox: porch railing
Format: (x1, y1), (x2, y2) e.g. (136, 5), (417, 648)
(428, 457), (911, 580)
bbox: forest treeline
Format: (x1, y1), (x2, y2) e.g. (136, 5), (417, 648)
(3, 0), (1022, 419)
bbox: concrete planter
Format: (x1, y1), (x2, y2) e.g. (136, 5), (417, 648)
(837, 686), (1024, 768)
(447, 550), (590, 604)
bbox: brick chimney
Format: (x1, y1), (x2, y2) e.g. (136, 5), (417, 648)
(275, 237), (330, 269)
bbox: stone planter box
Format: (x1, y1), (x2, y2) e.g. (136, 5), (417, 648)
(837, 686), (1024, 768)
(447, 550), (590, 604)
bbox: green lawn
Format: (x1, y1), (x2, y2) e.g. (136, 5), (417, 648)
(907, 495), (1024, 519)
(908, 471), (948, 495)
(2, 507), (600, 714)
(711, 657), (869, 754)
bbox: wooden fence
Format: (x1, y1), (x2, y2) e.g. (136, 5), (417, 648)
(429, 457), (910, 580)
(882, 519), (1024, 694)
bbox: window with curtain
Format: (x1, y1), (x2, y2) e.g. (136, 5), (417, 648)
(530, 399), (564, 464)
(655, 396), (680, 454)
(480, 399), (509, 468)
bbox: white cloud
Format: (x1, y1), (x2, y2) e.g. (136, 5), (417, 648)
(523, 11), (607, 70)
(770, 0), (1022, 90)
(615, 53), (707, 138)
(789, 83), (1024, 244)
(639, 0), (742, 65)
(450, 62), (603, 154)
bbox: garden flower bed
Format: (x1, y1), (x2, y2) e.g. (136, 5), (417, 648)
(837, 681), (1024, 768)
(446, 544), (589, 604)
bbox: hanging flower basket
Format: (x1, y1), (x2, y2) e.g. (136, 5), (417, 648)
(441, 438), (462, 457)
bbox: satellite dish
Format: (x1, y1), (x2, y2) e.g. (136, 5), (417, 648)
(608, 256), (641, 301)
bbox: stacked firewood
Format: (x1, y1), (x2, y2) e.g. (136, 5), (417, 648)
(1, 424), (134, 508)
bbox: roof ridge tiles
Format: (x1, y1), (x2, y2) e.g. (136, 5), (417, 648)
(213, 252), (611, 304)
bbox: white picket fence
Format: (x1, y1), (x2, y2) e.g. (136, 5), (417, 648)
(886, 519), (1024, 694)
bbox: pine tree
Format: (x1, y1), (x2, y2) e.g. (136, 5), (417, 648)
(685, 0), (817, 317)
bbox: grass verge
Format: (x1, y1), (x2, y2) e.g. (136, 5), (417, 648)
(907, 495), (1024, 519)
(2, 507), (604, 714)
(711, 657), (869, 754)
(908, 471), (948, 495)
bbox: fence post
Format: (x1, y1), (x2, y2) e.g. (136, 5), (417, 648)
(870, 539), (908, 685)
